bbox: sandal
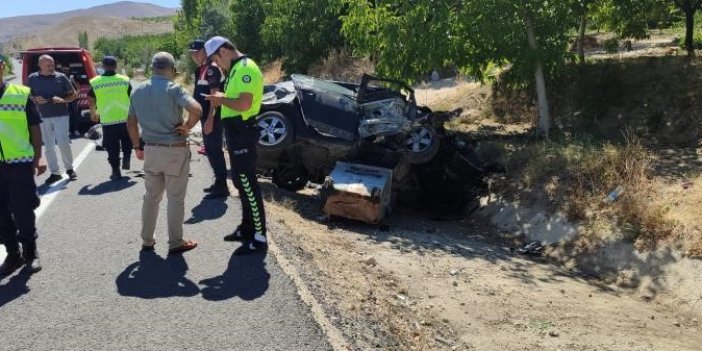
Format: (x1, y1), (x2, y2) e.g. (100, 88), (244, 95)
(168, 240), (198, 255)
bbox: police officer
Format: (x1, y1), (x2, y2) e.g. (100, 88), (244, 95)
(0, 54), (47, 275)
(203, 36), (267, 255)
(188, 39), (229, 198)
(89, 56), (133, 180)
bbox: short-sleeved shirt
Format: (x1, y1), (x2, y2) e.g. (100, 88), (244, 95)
(27, 71), (75, 118)
(222, 56), (263, 120)
(193, 63), (223, 118)
(129, 74), (197, 144)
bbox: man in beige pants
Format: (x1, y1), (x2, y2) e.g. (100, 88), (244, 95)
(127, 52), (202, 254)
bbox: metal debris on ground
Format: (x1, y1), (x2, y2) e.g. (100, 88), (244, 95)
(515, 241), (546, 256)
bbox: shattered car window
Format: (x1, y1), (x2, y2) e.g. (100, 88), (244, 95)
(292, 74), (357, 98)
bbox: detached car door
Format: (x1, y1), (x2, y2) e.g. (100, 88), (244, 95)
(292, 74), (360, 142)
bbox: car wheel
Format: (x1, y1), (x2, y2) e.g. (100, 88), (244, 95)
(404, 125), (440, 164)
(272, 164), (309, 192)
(256, 111), (294, 150)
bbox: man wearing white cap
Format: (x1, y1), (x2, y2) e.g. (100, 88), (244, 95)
(203, 36), (267, 256)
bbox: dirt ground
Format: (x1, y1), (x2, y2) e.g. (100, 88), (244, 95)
(263, 183), (701, 350)
(258, 50), (702, 348)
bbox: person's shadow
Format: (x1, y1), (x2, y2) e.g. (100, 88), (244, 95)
(0, 271), (32, 308)
(199, 251), (270, 301)
(79, 178), (137, 196)
(115, 251), (199, 299)
(184, 196), (228, 224)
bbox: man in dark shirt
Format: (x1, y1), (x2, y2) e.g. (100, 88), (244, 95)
(0, 54), (47, 275)
(189, 39), (229, 198)
(27, 54), (78, 185)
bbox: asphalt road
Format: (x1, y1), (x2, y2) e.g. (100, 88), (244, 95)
(0, 138), (333, 351)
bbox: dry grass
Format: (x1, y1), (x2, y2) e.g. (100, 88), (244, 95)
(307, 50), (374, 82)
(502, 131), (679, 250)
(262, 59), (285, 84)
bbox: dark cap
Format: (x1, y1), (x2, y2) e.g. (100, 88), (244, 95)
(0, 54), (5, 64)
(102, 56), (118, 66)
(189, 39), (206, 52)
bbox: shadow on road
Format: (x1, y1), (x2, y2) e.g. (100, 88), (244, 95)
(115, 251), (199, 299)
(0, 271), (32, 308)
(78, 178), (138, 196)
(199, 251), (270, 302)
(184, 196), (228, 224)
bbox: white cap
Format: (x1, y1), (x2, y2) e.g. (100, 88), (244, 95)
(205, 36), (232, 58)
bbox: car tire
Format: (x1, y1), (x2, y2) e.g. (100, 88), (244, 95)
(256, 110), (294, 151)
(272, 164), (309, 192)
(404, 124), (440, 164)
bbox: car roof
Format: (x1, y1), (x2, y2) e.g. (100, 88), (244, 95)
(21, 47), (90, 54)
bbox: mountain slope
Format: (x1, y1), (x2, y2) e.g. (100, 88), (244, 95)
(0, 1), (177, 44)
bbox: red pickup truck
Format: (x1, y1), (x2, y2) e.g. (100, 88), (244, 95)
(21, 47), (99, 134)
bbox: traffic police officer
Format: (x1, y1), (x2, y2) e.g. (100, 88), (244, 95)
(89, 56), (133, 180)
(0, 54), (47, 275)
(204, 36), (267, 255)
(188, 39), (229, 198)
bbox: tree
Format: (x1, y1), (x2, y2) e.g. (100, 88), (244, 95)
(343, 0), (577, 137)
(672, 0), (702, 55)
(229, 0), (266, 58)
(260, 0), (346, 73)
(78, 31), (89, 50)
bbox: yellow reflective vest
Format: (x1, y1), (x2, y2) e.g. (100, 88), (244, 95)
(221, 57), (263, 121)
(89, 74), (130, 125)
(0, 84), (34, 163)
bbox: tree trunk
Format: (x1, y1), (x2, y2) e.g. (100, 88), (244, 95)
(685, 8), (695, 56)
(578, 11), (588, 63)
(525, 11), (551, 138)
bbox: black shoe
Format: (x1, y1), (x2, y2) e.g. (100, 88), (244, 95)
(45, 173), (63, 185)
(110, 167), (123, 181)
(122, 159), (130, 170)
(0, 253), (24, 276)
(224, 226), (246, 242)
(22, 241), (42, 274)
(203, 182), (217, 193)
(66, 169), (77, 180)
(234, 239), (268, 256)
(96, 145), (105, 151)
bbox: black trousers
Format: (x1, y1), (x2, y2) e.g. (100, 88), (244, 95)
(201, 112), (227, 180)
(223, 118), (266, 240)
(0, 163), (40, 252)
(102, 123), (132, 168)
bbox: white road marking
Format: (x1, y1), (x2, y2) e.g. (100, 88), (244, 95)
(0, 143), (93, 265)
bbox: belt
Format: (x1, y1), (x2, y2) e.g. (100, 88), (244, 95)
(145, 142), (188, 148)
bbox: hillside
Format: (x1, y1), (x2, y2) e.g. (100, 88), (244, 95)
(0, 1), (176, 44)
(11, 15), (174, 49)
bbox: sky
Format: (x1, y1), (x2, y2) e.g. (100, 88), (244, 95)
(0, 0), (181, 19)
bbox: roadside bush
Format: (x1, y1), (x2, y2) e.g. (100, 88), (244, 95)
(603, 38), (620, 53)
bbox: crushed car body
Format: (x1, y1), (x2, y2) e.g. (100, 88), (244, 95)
(254, 73), (503, 219)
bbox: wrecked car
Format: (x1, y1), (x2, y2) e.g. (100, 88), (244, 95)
(254, 73), (502, 214)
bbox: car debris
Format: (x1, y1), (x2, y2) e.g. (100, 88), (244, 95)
(254, 73), (504, 220)
(320, 162), (393, 224)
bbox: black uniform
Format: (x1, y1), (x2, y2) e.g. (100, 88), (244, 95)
(0, 84), (42, 260)
(88, 71), (133, 171)
(194, 63), (227, 182)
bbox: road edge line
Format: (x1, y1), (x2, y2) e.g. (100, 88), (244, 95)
(268, 232), (351, 351)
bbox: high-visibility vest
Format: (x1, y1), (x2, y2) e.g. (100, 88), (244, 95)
(0, 84), (34, 163)
(89, 74), (130, 125)
(221, 57), (263, 121)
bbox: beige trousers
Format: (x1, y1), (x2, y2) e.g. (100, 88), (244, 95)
(140, 146), (191, 249)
